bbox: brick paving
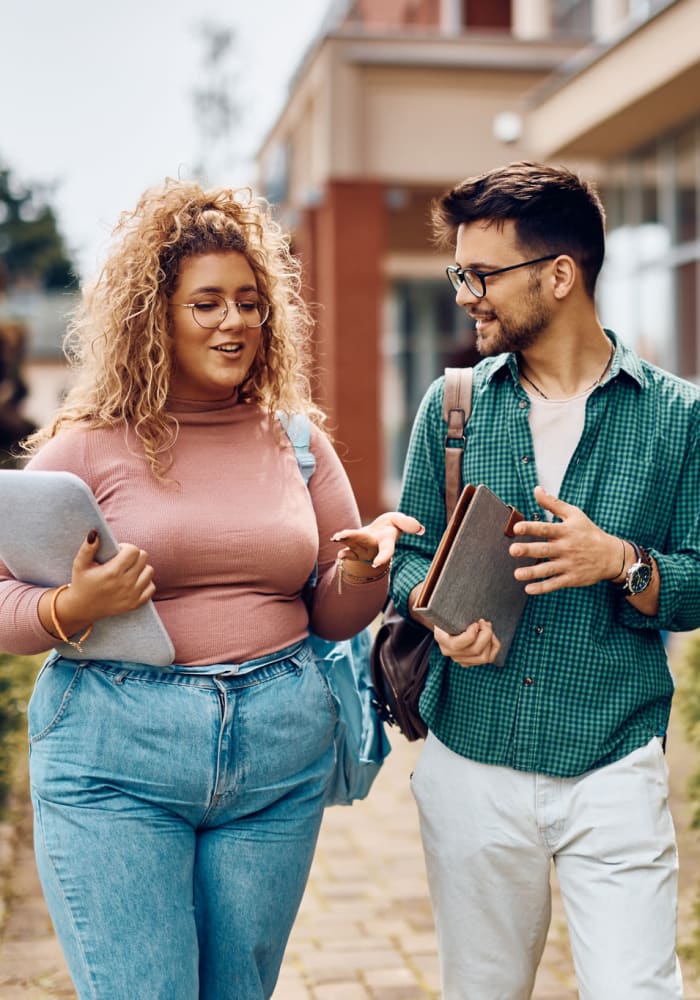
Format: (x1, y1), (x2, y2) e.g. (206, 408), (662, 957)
(2, 637), (700, 997)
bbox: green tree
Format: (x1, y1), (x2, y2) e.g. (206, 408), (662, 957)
(0, 161), (77, 291)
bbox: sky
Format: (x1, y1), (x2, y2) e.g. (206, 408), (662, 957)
(1, 0), (333, 281)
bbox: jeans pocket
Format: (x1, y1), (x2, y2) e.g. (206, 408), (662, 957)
(28, 657), (84, 743)
(306, 651), (341, 722)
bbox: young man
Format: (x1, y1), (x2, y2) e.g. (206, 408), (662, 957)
(390, 161), (700, 999)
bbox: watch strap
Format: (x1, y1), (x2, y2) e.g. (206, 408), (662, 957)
(614, 541), (651, 594)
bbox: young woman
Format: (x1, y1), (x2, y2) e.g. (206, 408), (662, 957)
(0, 180), (419, 999)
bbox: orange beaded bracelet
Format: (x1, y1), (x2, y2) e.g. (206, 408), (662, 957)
(50, 584), (93, 653)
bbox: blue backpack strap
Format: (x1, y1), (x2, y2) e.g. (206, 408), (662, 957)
(279, 413), (390, 805)
(278, 411), (316, 486)
(279, 411), (318, 586)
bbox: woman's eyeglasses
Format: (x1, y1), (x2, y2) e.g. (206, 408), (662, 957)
(172, 293), (270, 329)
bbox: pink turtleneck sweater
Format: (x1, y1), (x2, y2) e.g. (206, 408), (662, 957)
(0, 399), (386, 666)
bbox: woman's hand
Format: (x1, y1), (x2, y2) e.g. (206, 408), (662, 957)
(39, 531), (156, 639)
(434, 620), (501, 667)
(68, 531), (156, 619)
(331, 512), (424, 568)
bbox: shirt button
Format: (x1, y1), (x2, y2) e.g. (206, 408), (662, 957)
(535, 625), (544, 635)
(519, 400), (527, 410)
(521, 456), (530, 464)
(524, 677), (535, 686)
(532, 513), (541, 521)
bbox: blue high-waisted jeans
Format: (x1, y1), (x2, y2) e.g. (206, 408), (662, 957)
(28, 640), (336, 1000)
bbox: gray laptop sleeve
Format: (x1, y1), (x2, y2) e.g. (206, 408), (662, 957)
(0, 469), (175, 666)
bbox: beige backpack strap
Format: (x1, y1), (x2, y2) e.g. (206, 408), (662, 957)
(442, 367), (473, 520)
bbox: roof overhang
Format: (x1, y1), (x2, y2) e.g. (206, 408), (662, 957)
(525, 0), (700, 159)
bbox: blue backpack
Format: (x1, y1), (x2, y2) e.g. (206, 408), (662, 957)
(280, 413), (391, 806)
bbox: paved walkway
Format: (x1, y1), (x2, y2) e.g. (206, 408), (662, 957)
(2, 640), (700, 997)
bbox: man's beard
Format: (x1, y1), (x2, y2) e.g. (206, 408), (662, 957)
(475, 278), (551, 356)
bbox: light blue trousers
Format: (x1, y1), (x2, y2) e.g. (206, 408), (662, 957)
(28, 640), (336, 1000)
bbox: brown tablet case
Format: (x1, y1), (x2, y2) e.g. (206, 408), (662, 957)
(414, 484), (535, 666)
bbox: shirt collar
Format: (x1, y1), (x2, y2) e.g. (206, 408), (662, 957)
(604, 329), (644, 387)
(480, 329), (644, 391)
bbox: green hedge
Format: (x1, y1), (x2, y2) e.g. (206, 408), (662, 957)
(680, 634), (700, 828)
(0, 653), (42, 816)
(678, 633), (700, 970)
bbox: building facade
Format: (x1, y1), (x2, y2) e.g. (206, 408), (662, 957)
(0, 290), (79, 430)
(257, 0), (700, 516)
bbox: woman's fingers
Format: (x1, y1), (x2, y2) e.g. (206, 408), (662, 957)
(331, 513), (426, 567)
(379, 512), (425, 536)
(71, 529), (100, 572)
(331, 512), (425, 544)
(71, 541), (156, 617)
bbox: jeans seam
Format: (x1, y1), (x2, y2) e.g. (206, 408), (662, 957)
(29, 663), (84, 744)
(89, 660), (302, 690)
(200, 684), (231, 825)
(34, 795), (99, 999)
(222, 661), (301, 690)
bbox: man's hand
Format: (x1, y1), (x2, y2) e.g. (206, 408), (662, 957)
(509, 485), (624, 595)
(434, 620), (501, 667)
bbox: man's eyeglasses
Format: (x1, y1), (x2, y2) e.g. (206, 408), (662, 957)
(171, 292), (270, 329)
(446, 254), (560, 299)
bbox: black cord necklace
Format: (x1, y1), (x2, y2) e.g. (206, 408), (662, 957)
(519, 342), (615, 400)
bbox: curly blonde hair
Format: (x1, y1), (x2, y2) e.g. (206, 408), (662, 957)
(24, 179), (324, 474)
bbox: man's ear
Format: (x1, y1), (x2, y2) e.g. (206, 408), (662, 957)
(550, 255), (577, 300)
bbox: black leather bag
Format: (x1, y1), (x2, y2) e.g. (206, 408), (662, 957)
(370, 599), (432, 741)
(369, 367), (473, 741)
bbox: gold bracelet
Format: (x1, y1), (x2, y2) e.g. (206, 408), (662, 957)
(50, 584), (93, 653)
(336, 560), (390, 594)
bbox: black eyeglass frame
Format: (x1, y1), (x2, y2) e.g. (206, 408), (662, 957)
(446, 254), (560, 299)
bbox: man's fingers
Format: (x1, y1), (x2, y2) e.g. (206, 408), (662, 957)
(509, 540), (554, 559)
(435, 620), (501, 665)
(533, 484), (575, 516)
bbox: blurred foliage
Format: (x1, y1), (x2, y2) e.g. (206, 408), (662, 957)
(0, 317), (35, 462)
(677, 633), (700, 969)
(0, 653), (41, 817)
(0, 160), (77, 292)
(679, 633), (700, 827)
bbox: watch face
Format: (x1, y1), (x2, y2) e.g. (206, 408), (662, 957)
(628, 563), (652, 594)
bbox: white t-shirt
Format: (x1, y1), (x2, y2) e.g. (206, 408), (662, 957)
(526, 387), (594, 518)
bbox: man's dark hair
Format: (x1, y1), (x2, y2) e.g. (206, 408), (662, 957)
(432, 161), (606, 299)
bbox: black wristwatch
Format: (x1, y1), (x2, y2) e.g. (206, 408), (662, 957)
(615, 541), (652, 596)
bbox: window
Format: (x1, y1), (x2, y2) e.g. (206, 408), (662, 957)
(599, 121), (700, 380)
(382, 279), (479, 504)
(461, 0), (511, 30)
(551, 0), (593, 37)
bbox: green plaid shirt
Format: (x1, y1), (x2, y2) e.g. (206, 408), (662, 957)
(391, 331), (700, 776)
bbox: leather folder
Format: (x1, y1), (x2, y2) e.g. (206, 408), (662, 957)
(414, 483), (535, 666)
